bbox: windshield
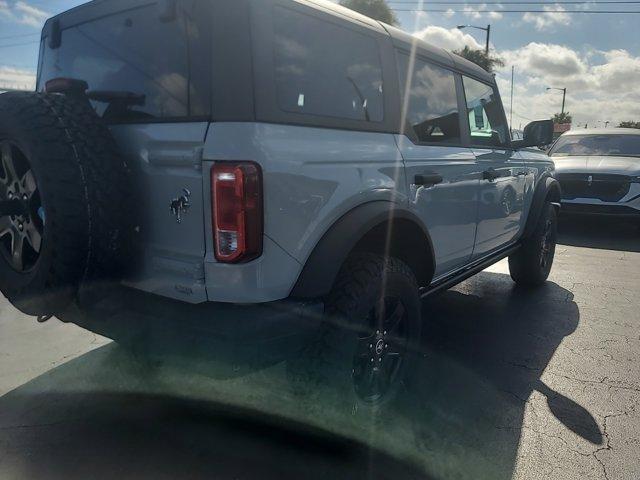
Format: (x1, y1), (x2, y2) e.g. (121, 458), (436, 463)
(550, 134), (640, 157)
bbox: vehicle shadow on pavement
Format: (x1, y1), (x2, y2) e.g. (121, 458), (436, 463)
(0, 273), (596, 480)
(402, 271), (601, 478)
(558, 215), (640, 252)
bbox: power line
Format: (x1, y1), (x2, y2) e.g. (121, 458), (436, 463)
(388, 0), (640, 3)
(0, 32), (39, 41)
(0, 62), (37, 70)
(0, 40), (40, 49)
(391, 8), (640, 12)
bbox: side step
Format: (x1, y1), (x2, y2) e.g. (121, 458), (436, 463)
(420, 244), (520, 298)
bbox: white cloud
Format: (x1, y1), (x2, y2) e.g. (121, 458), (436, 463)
(522, 5), (571, 31)
(501, 43), (587, 78)
(0, 0), (11, 19)
(413, 25), (484, 51)
(462, 3), (504, 20)
(496, 44), (640, 126)
(0, 66), (36, 91)
(0, 1), (48, 28)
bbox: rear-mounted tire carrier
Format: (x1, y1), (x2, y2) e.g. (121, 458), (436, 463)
(0, 92), (131, 316)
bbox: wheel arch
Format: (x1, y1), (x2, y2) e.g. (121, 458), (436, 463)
(523, 173), (562, 239)
(291, 201), (435, 298)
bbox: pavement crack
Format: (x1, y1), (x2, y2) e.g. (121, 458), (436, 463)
(592, 412), (625, 480)
(504, 360), (544, 372)
(0, 418), (84, 431)
(546, 371), (640, 392)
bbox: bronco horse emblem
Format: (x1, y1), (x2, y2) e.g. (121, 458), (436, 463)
(170, 188), (192, 224)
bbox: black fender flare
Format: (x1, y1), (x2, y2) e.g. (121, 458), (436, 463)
(522, 174), (562, 239)
(291, 201), (435, 299)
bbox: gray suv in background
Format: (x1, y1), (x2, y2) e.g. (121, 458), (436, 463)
(0, 0), (560, 409)
(550, 128), (640, 223)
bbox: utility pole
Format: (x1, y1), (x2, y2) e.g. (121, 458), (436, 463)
(509, 66), (514, 136)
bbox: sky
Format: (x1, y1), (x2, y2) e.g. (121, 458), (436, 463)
(1, 0), (639, 128)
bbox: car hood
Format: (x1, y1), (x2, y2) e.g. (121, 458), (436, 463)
(553, 156), (640, 176)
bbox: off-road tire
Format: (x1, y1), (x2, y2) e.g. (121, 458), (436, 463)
(287, 253), (422, 415)
(509, 203), (558, 287)
(0, 92), (130, 316)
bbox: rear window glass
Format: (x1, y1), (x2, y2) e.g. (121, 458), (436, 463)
(273, 6), (384, 123)
(38, 2), (211, 122)
(397, 53), (461, 144)
(550, 134), (640, 157)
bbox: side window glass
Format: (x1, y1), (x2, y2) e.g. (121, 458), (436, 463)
(462, 77), (509, 147)
(273, 6), (384, 122)
(397, 53), (460, 144)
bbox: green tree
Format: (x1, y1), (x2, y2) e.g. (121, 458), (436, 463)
(339, 0), (399, 25)
(453, 46), (505, 73)
(618, 121), (640, 129)
(552, 112), (573, 124)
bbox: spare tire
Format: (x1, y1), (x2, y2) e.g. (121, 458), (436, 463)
(0, 92), (130, 316)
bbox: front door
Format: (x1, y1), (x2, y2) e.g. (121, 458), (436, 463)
(473, 148), (527, 256)
(461, 76), (527, 258)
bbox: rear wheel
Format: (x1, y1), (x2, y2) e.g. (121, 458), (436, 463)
(509, 203), (558, 287)
(287, 253), (422, 414)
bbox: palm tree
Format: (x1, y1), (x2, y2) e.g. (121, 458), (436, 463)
(552, 112), (572, 125)
(453, 46), (505, 73)
(339, 0), (399, 25)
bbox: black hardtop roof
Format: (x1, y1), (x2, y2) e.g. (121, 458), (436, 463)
(43, 0), (495, 84)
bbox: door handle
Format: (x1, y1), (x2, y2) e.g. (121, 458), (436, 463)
(515, 171), (528, 177)
(414, 173), (443, 187)
(483, 168), (501, 182)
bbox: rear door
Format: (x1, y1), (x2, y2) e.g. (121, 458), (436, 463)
(37, 0), (213, 303)
(461, 76), (528, 258)
(395, 53), (481, 277)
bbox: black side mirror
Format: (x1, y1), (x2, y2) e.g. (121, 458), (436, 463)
(513, 120), (554, 149)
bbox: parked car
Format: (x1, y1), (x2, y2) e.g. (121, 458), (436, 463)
(549, 128), (640, 224)
(0, 0), (560, 409)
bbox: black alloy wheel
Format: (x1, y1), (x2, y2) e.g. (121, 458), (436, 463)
(353, 296), (410, 404)
(0, 140), (44, 273)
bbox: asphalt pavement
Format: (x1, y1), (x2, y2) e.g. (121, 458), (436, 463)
(0, 215), (638, 480)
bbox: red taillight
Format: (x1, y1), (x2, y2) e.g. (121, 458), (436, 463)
(212, 162), (263, 263)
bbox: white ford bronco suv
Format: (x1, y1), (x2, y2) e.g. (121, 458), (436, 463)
(0, 0), (560, 408)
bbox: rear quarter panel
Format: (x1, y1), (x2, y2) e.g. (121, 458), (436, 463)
(203, 122), (408, 302)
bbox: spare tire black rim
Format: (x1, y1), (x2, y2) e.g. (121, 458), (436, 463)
(353, 296), (409, 405)
(0, 140), (43, 273)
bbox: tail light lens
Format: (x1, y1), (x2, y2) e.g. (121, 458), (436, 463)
(212, 162), (263, 263)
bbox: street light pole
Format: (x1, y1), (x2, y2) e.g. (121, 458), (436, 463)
(547, 86), (567, 116)
(457, 24), (491, 55)
(485, 24), (491, 56)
